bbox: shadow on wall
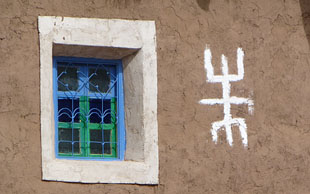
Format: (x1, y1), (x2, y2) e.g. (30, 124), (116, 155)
(300, 0), (310, 47)
(196, 0), (211, 11)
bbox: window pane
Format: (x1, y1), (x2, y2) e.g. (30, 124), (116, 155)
(104, 143), (111, 154)
(90, 143), (102, 154)
(59, 128), (71, 141)
(73, 142), (80, 154)
(104, 130), (111, 154)
(58, 128), (79, 141)
(58, 98), (79, 122)
(89, 99), (111, 123)
(90, 130), (103, 154)
(104, 130), (111, 142)
(59, 142), (72, 154)
(57, 66), (79, 91)
(89, 68), (110, 93)
(90, 130), (102, 142)
(89, 130), (112, 155)
(58, 128), (79, 154)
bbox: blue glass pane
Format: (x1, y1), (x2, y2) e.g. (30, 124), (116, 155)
(57, 66), (79, 91)
(89, 99), (111, 123)
(58, 98), (79, 122)
(89, 68), (110, 93)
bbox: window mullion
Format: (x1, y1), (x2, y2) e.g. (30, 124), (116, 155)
(80, 66), (89, 157)
(84, 66), (90, 157)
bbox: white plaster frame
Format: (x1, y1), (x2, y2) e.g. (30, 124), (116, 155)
(39, 16), (158, 184)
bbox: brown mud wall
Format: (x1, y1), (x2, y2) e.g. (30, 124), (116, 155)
(1, 0), (310, 193)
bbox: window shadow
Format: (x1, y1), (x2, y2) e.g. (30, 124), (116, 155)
(196, 0), (211, 11)
(300, 0), (310, 46)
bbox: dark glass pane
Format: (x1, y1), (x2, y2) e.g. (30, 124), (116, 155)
(58, 98), (79, 122)
(58, 128), (71, 141)
(57, 66), (79, 91)
(58, 128), (79, 141)
(73, 142), (80, 154)
(104, 130), (111, 142)
(89, 68), (110, 93)
(104, 143), (111, 154)
(73, 128), (80, 141)
(90, 130), (102, 142)
(90, 143), (102, 154)
(89, 99), (111, 123)
(103, 130), (111, 154)
(58, 128), (79, 154)
(59, 142), (72, 154)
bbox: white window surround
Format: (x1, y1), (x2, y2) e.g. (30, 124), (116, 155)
(39, 16), (158, 184)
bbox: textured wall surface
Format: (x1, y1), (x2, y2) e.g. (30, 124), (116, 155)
(1, 0), (310, 193)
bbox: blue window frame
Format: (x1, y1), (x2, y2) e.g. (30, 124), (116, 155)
(53, 56), (125, 160)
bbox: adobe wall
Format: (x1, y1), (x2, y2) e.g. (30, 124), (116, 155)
(1, 0), (310, 193)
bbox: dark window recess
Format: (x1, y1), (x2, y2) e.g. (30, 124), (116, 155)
(58, 98), (80, 122)
(89, 99), (111, 123)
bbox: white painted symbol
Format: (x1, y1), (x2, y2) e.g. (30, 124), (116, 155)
(199, 45), (254, 147)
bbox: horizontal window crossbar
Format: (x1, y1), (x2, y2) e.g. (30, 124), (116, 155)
(58, 122), (114, 130)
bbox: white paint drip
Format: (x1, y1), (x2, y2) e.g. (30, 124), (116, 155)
(199, 45), (254, 147)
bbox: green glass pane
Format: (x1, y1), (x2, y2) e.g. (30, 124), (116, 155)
(57, 66), (78, 91)
(89, 68), (110, 93)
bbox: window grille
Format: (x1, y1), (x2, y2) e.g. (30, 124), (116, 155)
(53, 57), (125, 160)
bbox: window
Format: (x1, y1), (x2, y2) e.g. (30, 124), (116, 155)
(54, 57), (125, 160)
(39, 16), (158, 184)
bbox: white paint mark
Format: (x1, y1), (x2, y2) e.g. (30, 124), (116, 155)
(199, 45), (254, 147)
